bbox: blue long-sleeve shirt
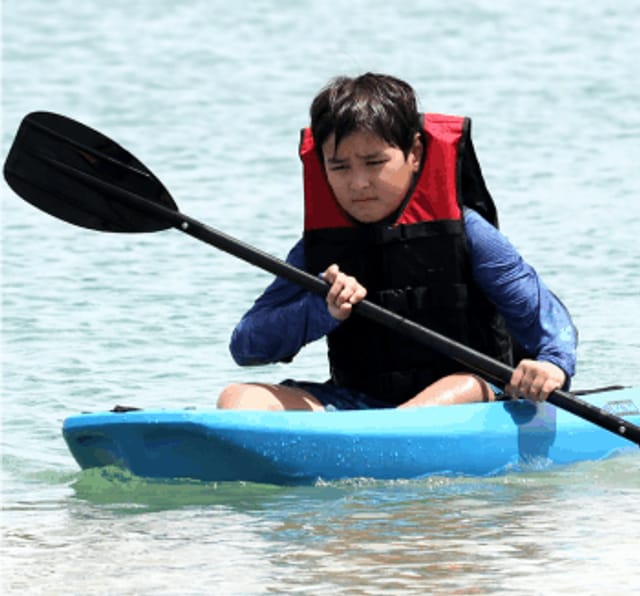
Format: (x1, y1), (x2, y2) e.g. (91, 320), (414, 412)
(230, 209), (577, 380)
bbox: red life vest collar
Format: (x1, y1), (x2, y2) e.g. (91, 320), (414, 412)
(299, 113), (466, 231)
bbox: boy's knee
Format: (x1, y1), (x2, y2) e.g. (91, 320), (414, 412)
(217, 383), (247, 409)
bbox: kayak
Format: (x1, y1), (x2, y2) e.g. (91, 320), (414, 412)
(62, 386), (639, 484)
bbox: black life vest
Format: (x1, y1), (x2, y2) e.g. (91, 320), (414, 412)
(299, 114), (513, 405)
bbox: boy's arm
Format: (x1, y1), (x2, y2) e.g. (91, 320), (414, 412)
(464, 209), (578, 386)
(229, 239), (340, 365)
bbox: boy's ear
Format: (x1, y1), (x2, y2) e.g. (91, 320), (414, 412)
(409, 132), (424, 171)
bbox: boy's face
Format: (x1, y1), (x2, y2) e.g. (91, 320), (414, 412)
(322, 131), (422, 223)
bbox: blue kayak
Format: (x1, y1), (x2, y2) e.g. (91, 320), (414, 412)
(62, 386), (640, 485)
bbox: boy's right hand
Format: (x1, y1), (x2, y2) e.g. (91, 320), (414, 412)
(321, 264), (367, 320)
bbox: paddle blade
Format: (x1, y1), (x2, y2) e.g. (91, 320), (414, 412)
(3, 111), (178, 232)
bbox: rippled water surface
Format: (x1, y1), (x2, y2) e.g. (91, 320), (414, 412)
(2, 0), (640, 593)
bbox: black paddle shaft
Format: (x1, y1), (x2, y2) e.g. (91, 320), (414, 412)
(4, 111), (640, 445)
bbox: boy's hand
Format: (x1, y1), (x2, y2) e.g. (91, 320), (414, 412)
(506, 359), (566, 402)
(322, 264), (367, 320)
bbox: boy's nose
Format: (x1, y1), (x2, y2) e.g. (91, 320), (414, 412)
(349, 170), (370, 191)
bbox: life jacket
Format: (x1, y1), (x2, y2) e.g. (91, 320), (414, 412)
(299, 114), (513, 405)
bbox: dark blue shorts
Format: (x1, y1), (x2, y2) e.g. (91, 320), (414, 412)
(280, 379), (393, 410)
(280, 378), (505, 409)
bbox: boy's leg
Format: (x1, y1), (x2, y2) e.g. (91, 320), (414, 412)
(217, 383), (325, 411)
(399, 373), (497, 408)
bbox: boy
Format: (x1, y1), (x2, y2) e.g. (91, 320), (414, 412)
(218, 73), (577, 411)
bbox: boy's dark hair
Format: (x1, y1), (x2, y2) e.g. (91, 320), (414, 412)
(310, 73), (422, 161)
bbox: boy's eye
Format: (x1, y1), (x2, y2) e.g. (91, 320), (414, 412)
(366, 159), (387, 166)
(328, 164), (349, 172)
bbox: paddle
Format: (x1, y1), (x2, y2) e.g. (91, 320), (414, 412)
(5, 111), (640, 446)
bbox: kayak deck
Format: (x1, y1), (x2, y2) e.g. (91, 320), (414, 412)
(62, 387), (640, 484)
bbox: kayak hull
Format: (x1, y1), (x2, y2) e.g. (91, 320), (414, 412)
(62, 387), (640, 484)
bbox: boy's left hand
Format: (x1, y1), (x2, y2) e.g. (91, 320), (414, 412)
(506, 359), (567, 402)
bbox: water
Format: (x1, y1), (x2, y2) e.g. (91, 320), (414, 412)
(2, 0), (639, 592)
